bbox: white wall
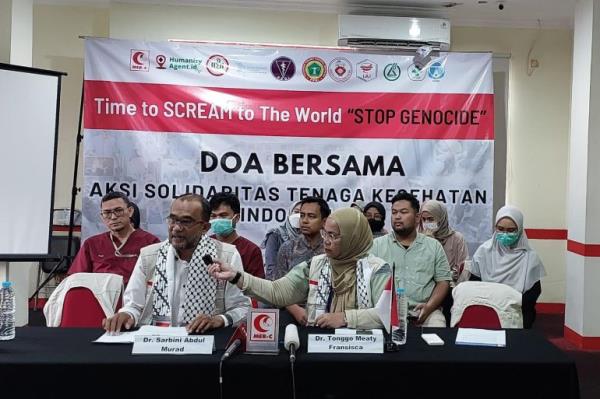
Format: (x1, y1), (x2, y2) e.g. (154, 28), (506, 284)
(33, 5), (109, 211)
(452, 27), (572, 303)
(32, 4), (572, 303)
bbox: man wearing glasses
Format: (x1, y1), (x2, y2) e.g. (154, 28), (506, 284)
(68, 191), (160, 285)
(103, 193), (250, 333)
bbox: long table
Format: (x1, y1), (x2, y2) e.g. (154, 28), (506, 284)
(0, 327), (579, 399)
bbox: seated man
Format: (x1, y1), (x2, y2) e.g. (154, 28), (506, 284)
(273, 196), (330, 325)
(371, 192), (451, 327)
(67, 192), (160, 285)
(103, 194), (250, 333)
(209, 192), (265, 278)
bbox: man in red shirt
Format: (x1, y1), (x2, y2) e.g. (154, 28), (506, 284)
(68, 192), (160, 285)
(209, 192), (265, 278)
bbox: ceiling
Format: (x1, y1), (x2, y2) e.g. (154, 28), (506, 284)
(35, 0), (576, 28)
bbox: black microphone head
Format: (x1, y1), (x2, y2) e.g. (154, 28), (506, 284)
(202, 254), (213, 265)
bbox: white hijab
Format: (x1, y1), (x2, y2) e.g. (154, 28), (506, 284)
(471, 205), (546, 293)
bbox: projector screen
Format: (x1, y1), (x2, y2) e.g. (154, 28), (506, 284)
(0, 64), (64, 260)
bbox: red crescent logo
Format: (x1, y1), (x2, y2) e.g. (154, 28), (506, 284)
(132, 51), (145, 66)
(253, 314), (270, 333)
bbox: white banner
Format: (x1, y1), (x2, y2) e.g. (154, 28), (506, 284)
(83, 38), (494, 254)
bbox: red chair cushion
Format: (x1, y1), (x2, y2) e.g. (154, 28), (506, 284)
(59, 287), (108, 328)
(458, 305), (502, 329)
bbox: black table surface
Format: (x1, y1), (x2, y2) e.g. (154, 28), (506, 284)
(0, 327), (579, 399)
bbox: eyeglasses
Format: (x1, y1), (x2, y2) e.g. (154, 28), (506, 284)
(166, 216), (203, 229)
(320, 229), (342, 242)
(101, 207), (126, 219)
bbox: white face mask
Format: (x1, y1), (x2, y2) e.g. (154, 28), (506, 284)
(423, 222), (438, 232)
(288, 213), (301, 229)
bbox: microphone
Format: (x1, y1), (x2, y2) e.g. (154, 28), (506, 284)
(221, 323), (247, 361)
(221, 339), (241, 361)
(284, 324), (300, 363)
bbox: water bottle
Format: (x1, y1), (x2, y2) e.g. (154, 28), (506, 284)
(0, 281), (16, 341)
(391, 287), (407, 345)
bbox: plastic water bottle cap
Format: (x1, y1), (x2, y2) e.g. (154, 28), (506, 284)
(396, 287), (405, 294)
(2, 281), (11, 289)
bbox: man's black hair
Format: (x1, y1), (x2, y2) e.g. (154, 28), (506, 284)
(390, 191), (420, 213)
(101, 191), (131, 207)
(209, 192), (241, 214)
(299, 196), (331, 219)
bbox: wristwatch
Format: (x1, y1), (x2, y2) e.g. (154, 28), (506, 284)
(229, 271), (242, 284)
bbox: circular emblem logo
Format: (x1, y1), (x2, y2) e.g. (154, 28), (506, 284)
(328, 57), (352, 82)
(407, 63), (427, 81)
(271, 57), (295, 81)
(206, 54), (229, 76)
(428, 61), (446, 80)
(302, 57), (327, 82)
(383, 63), (401, 81)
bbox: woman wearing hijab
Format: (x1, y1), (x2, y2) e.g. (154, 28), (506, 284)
(468, 205), (546, 328)
(418, 200), (469, 284)
(210, 208), (391, 329)
(363, 201), (388, 238)
(262, 201), (301, 280)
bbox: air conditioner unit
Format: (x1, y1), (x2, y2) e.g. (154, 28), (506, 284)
(338, 15), (451, 51)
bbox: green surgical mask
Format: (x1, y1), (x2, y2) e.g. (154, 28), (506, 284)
(496, 231), (520, 247)
(210, 218), (235, 236)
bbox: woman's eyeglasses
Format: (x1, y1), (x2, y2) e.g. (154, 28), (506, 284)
(320, 229), (342, 241)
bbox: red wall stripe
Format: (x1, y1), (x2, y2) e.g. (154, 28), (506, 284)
(564, 325), (600, 350)
(525, 229), (567, 240)
(536, 303), (565, 314)
(567, 240), (600, 257)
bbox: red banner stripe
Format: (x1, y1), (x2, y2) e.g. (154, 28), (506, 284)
(567, 240), (600, 257)
(309, 280), (319, 286)
(84, 80), (494, 140)
(524, 229), (568, 240)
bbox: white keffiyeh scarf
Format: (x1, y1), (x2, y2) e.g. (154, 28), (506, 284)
(152, 235), (218, 324)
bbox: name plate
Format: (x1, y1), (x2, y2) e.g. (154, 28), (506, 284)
(132, 335), (214, 355)
(307, 334), (384, 354)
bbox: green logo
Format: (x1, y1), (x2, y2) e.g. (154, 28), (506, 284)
(384, 63), (401, 81)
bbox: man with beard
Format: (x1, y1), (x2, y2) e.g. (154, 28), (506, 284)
(68, 192), (160, 285)
(103, 194), (250, 332)
(371, 191), (451, 327)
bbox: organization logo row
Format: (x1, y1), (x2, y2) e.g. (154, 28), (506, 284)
(130, 49), (446, 82)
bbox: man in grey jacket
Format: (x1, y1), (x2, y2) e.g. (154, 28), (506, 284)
(103, 194), (250, 333)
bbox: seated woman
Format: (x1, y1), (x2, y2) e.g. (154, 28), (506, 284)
(210, 208), (391, 329)
(261, 201), (301, 281)
(419, 200), (469, 285)
(467, 205), (546, 328)
(419, 200), (469, 325)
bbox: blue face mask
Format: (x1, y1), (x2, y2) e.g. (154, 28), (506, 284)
(210, 218), (235, 236)
(496, 231), (520, 247)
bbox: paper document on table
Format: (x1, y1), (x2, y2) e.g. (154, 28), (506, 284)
(94, 326), (189, 344)
(455, 328), (506, 347)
